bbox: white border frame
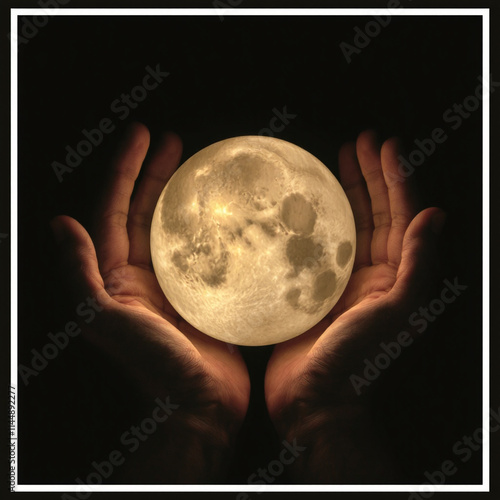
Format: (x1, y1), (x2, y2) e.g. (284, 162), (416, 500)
(10, 7), (490, 493)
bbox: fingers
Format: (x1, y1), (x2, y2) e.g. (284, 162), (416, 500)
(380, 138), (420, 266)
(356, 130), (391, 265)
(341, 131), (423, 270)
(389, 207), (446, 308)
(338, 142), (373, 270)
(50, 215), (111, 307)
(94, 123), (150, 277)
(128, 132), (183, 268)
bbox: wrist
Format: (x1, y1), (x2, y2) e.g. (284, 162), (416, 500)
(287, 407), (399, 483)
(112, 402), (242, 483)
(271, 399), (400, 483)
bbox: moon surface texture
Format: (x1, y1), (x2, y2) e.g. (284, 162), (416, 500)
(151, 136), (356, 346)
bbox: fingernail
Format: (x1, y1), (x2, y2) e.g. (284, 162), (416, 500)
(430, 211), (447, 235)
(50, 218), (65, 244)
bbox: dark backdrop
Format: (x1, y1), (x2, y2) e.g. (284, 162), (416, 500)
(16, 12), (485, 487)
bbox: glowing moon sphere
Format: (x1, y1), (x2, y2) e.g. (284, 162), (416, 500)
(151, 136), (355, 346)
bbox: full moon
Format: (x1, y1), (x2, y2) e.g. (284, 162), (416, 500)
(151, 136), (356, 346)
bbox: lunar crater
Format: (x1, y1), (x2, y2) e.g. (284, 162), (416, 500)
(313, 270), (337, 302)
(281, 192), (317, 236)
(337, 241), (353, 268)
(286, 236), (324, 275)
(151, 136), (356, 346)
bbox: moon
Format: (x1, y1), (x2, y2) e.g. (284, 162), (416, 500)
(151, 136), (356, 346)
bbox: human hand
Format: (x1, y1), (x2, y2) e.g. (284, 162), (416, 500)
(264, 130), (446, 482)
(51, 123), (250, 482)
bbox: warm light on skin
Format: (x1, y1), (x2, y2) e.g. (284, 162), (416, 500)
(151, 136), (356, 346)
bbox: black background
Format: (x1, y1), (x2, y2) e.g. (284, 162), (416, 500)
(8, 1), (496, 494)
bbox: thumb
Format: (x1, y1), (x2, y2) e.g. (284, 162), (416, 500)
(50, 215), (111, 308)
(389, 207), (446, 308)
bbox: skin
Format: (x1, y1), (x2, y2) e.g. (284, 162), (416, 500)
(265, 130), (446, 482)
(51, 124), (445, 483)
(51, 124), (250, 483)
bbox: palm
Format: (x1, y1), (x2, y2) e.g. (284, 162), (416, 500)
(55, 124), (249, 420)
(333, 263), (396, 314)
(265, 131), (441, 417)
(105, 262), (249, 414)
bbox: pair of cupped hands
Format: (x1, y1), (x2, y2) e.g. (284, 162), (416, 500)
(51, 123), (445, 483)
